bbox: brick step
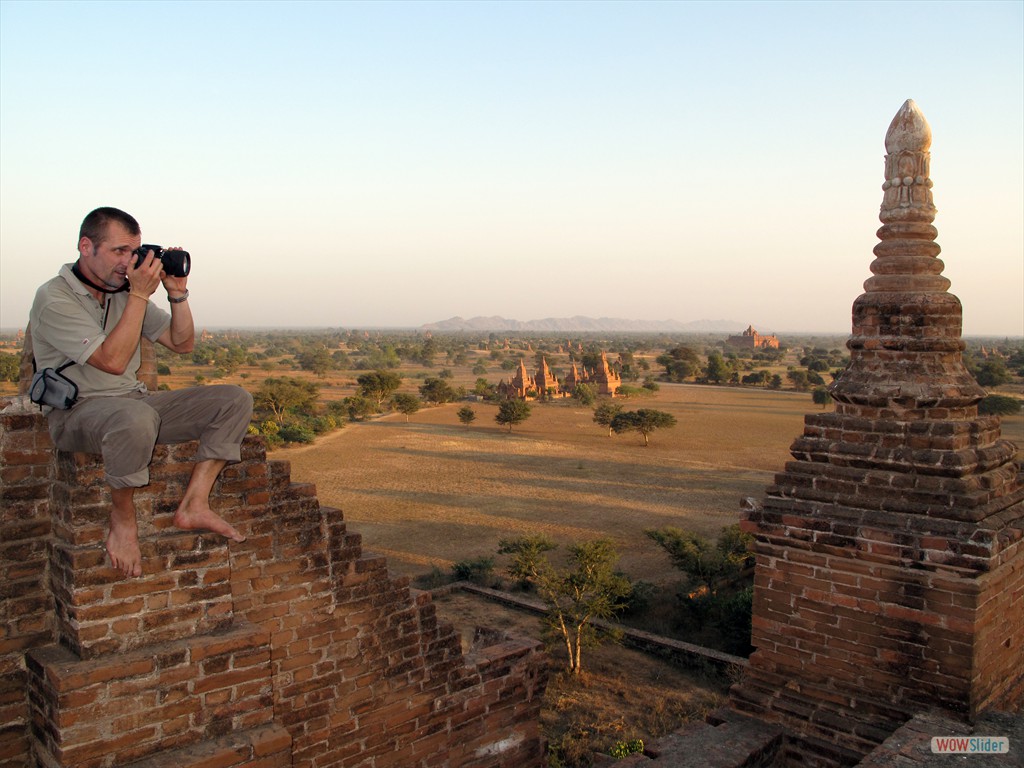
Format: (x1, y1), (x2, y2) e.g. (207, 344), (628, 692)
(50, 530), (237, 659)
(27, 620), (274, 768)
(50, 442), (280, 549)
(124, 723), (291, 768)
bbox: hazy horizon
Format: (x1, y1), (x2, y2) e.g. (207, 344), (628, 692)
(1, 1), (1021, 336)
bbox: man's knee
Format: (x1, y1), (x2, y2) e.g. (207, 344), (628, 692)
(103, 405), (160, 456)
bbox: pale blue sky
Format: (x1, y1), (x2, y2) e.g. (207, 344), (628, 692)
(1, 0), (1021, 335)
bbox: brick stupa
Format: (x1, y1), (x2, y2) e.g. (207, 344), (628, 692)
(731, 100), (1023, 765)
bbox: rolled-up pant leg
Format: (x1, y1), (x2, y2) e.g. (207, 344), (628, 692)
(143, 385), (254, 464)
(47, 385), (253, 489)
(47, 395), (161, 488)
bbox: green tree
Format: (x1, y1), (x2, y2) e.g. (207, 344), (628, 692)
(344, 395), (376, 421)
(358, 370), (403, 409)
(498, 536), (632, 676)
(646, 524), (754, 589)
(655, 345), (700, 382)
(704, 352), (729, 384)
(392, 392), (421, 421)
(610, 409), (677, 446)
(573, 383), (596, 406)
(975, 359), (1011, 387)
(812, 387), (832, 409)
(457, 405), (477, 427)
(254, 377), (320, 425)
(495, 399), (531, 432)
(592, 402), (623, 437)
(419, 377), (458, 404)
(0, 352), (21, 382)
(787, 369), (811, 391)
(298, 346), (337, 377)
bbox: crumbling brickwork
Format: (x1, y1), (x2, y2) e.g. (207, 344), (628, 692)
(0, 405), (547, 768)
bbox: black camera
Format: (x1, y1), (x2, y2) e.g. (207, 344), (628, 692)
(132, 244), (191, 277)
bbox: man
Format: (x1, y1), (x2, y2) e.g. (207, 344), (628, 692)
(29, 207), (253, 578)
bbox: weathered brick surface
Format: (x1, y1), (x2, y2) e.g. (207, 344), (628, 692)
(26, 622), (274, 768)
(0, 402), (547, 768)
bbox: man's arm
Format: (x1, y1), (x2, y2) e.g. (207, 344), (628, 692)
(85, 255), (165, 375)
(155, 264), (194, 354)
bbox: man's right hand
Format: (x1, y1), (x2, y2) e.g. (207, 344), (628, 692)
(127, 250), (164, 298)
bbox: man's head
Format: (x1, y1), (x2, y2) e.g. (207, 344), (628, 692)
(79, 207), (140, 248)
(77, 207), (143, 291)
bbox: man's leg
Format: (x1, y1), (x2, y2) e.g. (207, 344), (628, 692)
(172, 459), (246, 542)
(144, 386), (253, 540)
(108, 487), (143, 577)
(48, 396), (159, 578)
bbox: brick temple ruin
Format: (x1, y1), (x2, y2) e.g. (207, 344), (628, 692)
(728, 100), (1022, 765)
(0, 339), (547, 767)
(726, 326), (780, 351)
(496, 352), (622, 400)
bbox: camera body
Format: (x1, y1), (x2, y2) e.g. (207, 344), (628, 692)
(132, 244), (191, 277)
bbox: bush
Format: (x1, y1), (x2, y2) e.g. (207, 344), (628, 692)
(279, 423), (315, 444)
(450, 556), (496, 586)
(979, 395), (1021, 416)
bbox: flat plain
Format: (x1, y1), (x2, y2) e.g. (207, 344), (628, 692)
(274, 383), (1024, 585)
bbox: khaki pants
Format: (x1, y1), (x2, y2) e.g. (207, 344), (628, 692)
(47, 385), (253, 489)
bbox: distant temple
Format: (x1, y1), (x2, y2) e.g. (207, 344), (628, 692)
(497, 352), (621, 399)
(727, 325), (779, 350)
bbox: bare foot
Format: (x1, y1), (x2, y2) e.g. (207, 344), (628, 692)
(106, 522), (143, 577)
(173, 501), (246, 542)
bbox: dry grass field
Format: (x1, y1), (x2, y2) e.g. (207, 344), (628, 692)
(274, 383), (814, 585)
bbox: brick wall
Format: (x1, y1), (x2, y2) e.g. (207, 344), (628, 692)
(0, 403), (548, 768)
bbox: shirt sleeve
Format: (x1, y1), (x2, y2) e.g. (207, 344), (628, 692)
(35, 293), (106, 366)
(143, 302), (172, 342)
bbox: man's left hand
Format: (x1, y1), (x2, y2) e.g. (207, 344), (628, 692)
(162, 248), (189, 296)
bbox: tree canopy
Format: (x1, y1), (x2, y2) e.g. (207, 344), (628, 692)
(495, 399), (531, 432)
(419, 377), (459, 404)
(592, 402), (623, 437)
(357, 370), (403, 408)
(610, 408), (677, 446)
(253, 377), (320, 425)
(392, 392), (421, 421)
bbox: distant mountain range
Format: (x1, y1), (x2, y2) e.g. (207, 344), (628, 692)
(420, 316), (748, 333)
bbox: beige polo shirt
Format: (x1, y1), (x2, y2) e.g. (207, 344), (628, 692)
(29, 263), (172, 397)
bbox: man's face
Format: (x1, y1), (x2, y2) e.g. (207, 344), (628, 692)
(79, 221), (142, 291)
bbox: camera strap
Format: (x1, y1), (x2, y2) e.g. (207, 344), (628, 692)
(71, 261), (128, 294)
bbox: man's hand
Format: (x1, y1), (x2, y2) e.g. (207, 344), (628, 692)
(127, 250), (164, 298)
(161, 247), (189, 297)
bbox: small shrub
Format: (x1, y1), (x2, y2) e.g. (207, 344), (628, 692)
(609, 738), (644, 759)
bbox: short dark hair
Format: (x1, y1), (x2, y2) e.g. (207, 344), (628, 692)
(79, 207), (140, 245)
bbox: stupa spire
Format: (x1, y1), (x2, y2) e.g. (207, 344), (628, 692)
(829, 99), (983, 415)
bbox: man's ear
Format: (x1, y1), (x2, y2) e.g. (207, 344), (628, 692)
(78, 236), (93, 258)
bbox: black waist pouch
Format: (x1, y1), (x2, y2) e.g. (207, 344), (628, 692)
(30, 361), (78, 410)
